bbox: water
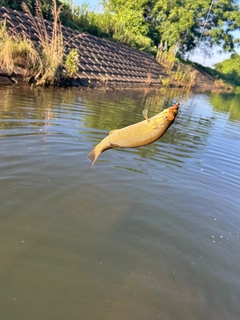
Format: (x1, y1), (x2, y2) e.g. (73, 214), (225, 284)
(0, 86), (240, 320)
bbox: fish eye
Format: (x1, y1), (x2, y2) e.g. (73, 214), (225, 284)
(165, 116), (168, 119)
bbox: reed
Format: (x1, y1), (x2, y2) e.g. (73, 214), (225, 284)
(21, 0), (64, 85)
(174, 65), (197, 90)
(160, 65), (197, 90)
(0, 1), (79, 85)
(0, 20), (39, 76)
(156, 41), (179, 70)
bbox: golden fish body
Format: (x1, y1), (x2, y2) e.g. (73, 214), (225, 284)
(88, 103), (179, 167)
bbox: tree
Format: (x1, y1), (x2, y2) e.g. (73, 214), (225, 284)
(103, 0), (240, 56)
(100, 0), (155, 51)
(0, 0), (22, 10)
(215, 53), (240, 85)
(2, 0), (240, 57)
(0, 0), (77, 27)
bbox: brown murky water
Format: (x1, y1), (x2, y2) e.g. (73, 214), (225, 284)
(0, 86), (240, 320)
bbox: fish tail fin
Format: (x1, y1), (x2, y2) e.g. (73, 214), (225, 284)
(87, 147), (101, 168)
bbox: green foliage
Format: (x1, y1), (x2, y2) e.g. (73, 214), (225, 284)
(65, 48), (79, 77)
(234, 86), (240, 94)
(104, 0), (240, 56)
(0, 0), (20, 10)
(160, 77), (171, 88)
(215, 53), (240, 86)
(76, 2), (155, 51)
(2, 0), (240, 71)
(100, 0), (156, 51)
(69, 3), (113, 37)
(153, 0), (240, 54)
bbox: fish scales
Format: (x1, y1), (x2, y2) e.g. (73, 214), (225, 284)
(88, 103), (179, 167)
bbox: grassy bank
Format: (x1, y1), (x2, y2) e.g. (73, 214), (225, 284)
(157, 44), (197, 91)
(0, 0), (79, 86)
(0, 1), (230, 91)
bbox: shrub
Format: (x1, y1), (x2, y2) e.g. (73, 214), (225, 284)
(65, 48), (79, 77)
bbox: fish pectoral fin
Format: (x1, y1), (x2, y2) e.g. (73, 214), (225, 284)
(109, 141), (120, 148)
(109, 129), (118, 135)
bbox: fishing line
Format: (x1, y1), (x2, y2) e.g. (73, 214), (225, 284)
(177, 0), (215, 104)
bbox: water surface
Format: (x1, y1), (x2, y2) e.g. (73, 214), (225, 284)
(0, 86), (240, 320)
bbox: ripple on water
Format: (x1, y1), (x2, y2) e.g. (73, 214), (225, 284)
(1, 87), (240, 320)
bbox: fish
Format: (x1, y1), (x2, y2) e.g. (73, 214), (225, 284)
(88, 103), (179, 167)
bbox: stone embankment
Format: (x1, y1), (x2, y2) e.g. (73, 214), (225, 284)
(0, 6), (216, 90)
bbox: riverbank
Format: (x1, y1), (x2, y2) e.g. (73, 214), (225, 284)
(0, 6), (217, 90)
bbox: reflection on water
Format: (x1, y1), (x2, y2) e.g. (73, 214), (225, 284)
(210, 92), (240, 120)
(0, 85), (240, 320)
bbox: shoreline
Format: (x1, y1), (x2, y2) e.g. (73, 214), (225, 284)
(0, 6), (217, 91)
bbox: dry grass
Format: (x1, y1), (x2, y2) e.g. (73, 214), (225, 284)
(21, 0), (64, 85)
(160, 65), (197, 91)
(146, 71), (152, 85)
(213, 79), (234, 92)
(174, 65), (197, 90)
(156, 41), (179, 71)
(0, 20), (40, 77)
(0, 0), (80, 86)
(0, 0), (65, 85)
(156, 41), (197, 90)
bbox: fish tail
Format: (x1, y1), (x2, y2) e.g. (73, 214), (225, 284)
(88, 137), (111, 168)
(87, 147), (99, 168)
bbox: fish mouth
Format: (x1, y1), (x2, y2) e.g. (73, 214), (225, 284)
(172, 103), (179, 111)
(167, 103), (179, 120)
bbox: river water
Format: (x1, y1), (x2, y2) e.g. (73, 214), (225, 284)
(0, 85), (240, 320)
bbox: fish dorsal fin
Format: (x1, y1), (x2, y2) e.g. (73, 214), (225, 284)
(142, 109), (159, 129)
(109, 129), (118, 135)
(142, 109), (149, 121)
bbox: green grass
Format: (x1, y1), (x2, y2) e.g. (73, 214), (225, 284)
(0, 0), (80, 86)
